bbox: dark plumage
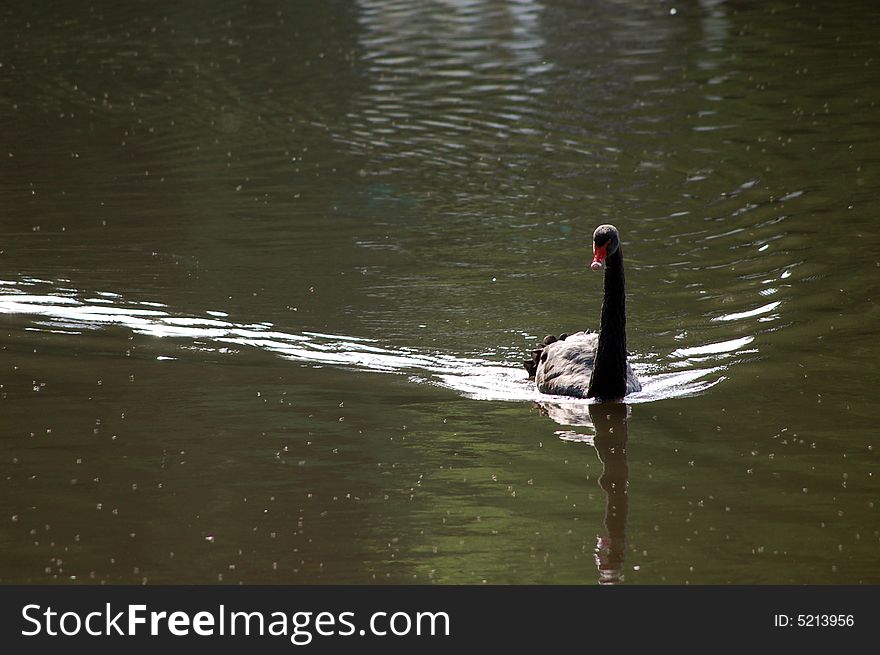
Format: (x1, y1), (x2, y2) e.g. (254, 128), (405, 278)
(524, 225), (641, 400)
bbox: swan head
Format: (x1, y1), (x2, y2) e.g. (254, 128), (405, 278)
(590, 224), (620, 271)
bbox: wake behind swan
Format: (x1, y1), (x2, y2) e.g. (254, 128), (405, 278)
(0, 277), (731, 406)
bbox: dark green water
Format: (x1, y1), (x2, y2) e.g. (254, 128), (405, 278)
(1, 0), (878, 584)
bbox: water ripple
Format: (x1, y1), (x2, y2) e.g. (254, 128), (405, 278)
(0, 278), (730, 413)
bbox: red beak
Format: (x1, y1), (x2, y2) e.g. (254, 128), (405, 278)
(591, 243), (608, 271)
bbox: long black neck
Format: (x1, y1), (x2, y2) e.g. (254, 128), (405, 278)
(587, 247), (628, 400)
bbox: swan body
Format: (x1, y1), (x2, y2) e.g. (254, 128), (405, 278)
(524, 224), (640, 400)
(534, 331), (641, 398)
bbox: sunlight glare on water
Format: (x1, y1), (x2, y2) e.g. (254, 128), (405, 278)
(0, 278), (726, 412)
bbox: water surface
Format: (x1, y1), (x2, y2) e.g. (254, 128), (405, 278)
(1, 0), (878, 584)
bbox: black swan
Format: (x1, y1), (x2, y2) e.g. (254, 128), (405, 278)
(523, 224), (641, 400)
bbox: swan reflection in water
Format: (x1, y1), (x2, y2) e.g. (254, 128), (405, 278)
(538, 401), (630, 585)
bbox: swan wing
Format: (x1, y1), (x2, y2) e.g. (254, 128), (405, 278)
(535, 331), (598, 398)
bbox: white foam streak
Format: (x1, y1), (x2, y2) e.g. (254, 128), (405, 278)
(671, 336), (754, 357)
(0, 281), (730, 411)
(712, 301), (781, 322)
